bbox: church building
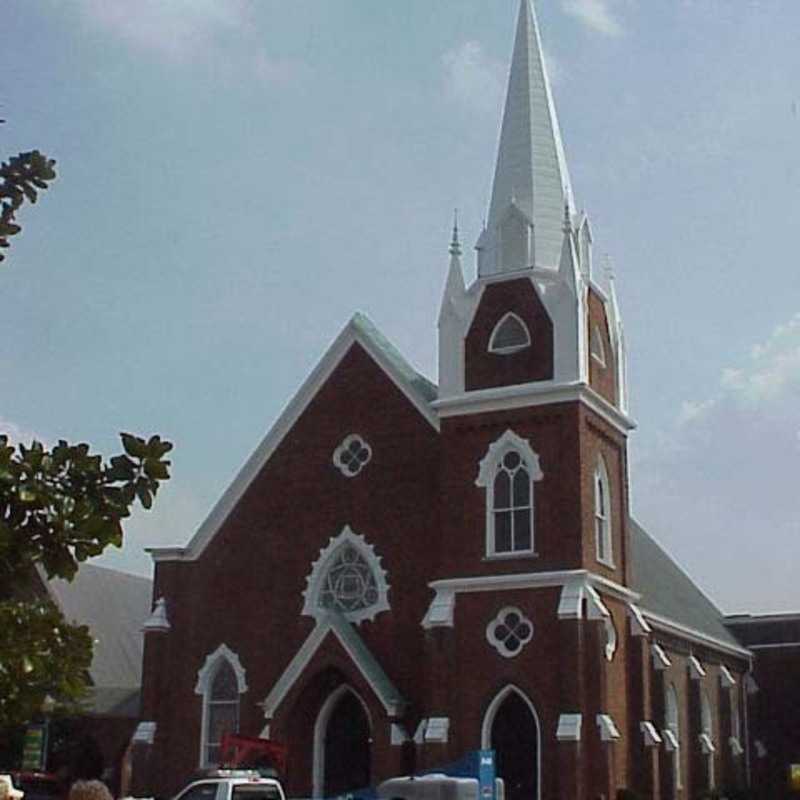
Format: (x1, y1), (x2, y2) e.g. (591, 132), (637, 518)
(135, 3), (756, 799)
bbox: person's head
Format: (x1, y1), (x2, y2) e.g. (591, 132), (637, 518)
(68, 780), (112, 800)
(0, 775), (24, 800)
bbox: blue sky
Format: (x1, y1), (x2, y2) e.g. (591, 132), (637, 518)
(2, 0), (799, 613)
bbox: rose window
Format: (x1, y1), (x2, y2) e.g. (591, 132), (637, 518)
(333, 434), (372, 477)
(318, 545), (380, 613)
(487, 607), (534, 658)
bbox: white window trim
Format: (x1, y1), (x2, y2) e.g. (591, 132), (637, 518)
(593, 457), (614, 568)
(488, 312), (531, 355)
(301, 525), (390, 625)
(332, 433), (372, 478)
(195, 644), (248, 769)
(476, 429), (543, 558)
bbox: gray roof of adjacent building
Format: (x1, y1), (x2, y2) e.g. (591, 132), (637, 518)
(49, 563), (152, 697)
(629, 518), (742, 650)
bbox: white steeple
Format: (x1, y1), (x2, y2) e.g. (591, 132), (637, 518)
(478, 0), (574, 276)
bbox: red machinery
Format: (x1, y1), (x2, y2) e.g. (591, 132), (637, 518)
(219, 734), (288, 776)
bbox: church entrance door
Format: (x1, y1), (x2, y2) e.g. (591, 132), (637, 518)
(486, 688), (540, 800)
(316, 686), (371, 798)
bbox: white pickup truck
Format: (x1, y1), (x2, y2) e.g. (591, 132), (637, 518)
(172, 771), (286, 800)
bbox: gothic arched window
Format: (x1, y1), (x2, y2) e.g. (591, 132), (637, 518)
(594, 458), (613, 567)
(664, 683), (682, 794)
(195, 645), (247, 768)
(302, 526), (390, 625)
(476, 430), (543, 557)
(489, 312), (531, 355)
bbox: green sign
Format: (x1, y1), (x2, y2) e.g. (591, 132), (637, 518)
(22, 724), (47, 771)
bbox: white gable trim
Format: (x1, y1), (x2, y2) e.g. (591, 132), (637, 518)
(260, 618), (403, 720)
(149, 317), (439, 563)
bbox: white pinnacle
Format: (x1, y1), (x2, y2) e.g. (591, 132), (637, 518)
(481, 0), (575, 274)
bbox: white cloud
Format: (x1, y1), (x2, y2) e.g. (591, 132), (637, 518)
(78, 0), (252, 61)
(633, 312), (800, 612)
(561, 0), (624, 37)
(77, 0), (303, 86)
(441, 41), (505, 115)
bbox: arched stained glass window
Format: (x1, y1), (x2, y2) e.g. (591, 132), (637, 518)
(195, 647), (247, 768)
(318, 545), (380, 613)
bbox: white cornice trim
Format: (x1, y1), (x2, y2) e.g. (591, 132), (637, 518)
(747, 641), (800, 650)
(433, 382), (636, 433)
(149, 317), (438, 564)
(642, 609), (752, 660)
(422, 569), (639, 628)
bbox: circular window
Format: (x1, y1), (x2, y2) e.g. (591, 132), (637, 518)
(333, 434), (372, 477)
(487, 606), (534, 658)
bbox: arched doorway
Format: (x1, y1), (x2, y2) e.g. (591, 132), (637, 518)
(482, 687), (540, 800)
(313, 685), (371, 798)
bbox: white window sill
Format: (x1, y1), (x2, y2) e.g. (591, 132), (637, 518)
(596, 557), (616, 569)
(484, 551), (539, 561)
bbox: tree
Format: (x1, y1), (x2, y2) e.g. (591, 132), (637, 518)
(0, 149), (173, 727)
(0, 434), (172, 727)
(0, 150), (57, 262)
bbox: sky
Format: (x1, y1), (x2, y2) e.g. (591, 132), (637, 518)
(2, 0), (799, 615)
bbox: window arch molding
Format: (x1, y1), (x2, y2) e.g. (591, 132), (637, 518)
(476, 429), (543, 557)
(594, 457), (614, 567)
(489, 312), (531, 355)
(195, 644), (248, 768)
(302, 525), (390, 625)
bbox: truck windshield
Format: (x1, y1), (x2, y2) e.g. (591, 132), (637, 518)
(232, 786), (282, 800)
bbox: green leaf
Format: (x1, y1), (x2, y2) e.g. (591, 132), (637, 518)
(121, 432), (147, 459)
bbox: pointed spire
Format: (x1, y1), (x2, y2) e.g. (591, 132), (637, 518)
(449, 209), (462, 257)
(479, 0), (575, 275)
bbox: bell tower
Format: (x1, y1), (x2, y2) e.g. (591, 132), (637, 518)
(435, 0), (634, 581)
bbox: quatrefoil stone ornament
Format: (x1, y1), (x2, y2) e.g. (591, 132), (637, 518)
(486, 606), (534, 658)
(333, 434), (372, 477)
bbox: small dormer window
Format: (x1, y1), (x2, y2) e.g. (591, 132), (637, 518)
(590, 324), (606, 366)
(489, 313), (531, 355)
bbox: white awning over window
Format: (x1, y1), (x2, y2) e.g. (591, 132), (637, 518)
(688, 655), (707, 680)
(662, 729), (679, 752)
(729, 736), (744, 756)
(720, 665), (737, 688)
(699, 733), (716, 754)
(651, 643), (672, 670)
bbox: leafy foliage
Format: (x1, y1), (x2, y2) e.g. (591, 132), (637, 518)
(0, 150), (57, 262)
(0, 433), (172, 727)
(0, 600), (92, 727)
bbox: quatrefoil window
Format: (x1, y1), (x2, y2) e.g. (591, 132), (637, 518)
(333, 434), (372, 477)
(486, 607), (534, 658)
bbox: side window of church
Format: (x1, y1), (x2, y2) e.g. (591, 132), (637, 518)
(205, 662), (240, 766)
(594, 458), (613, 567)
(489, 312), (531, 354)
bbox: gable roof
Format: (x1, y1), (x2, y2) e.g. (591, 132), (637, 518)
(150, 313), (438, 563)
(629, 519), (742, 651)
(261, 612), (407, 720)
(47, 563), (152, 717)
